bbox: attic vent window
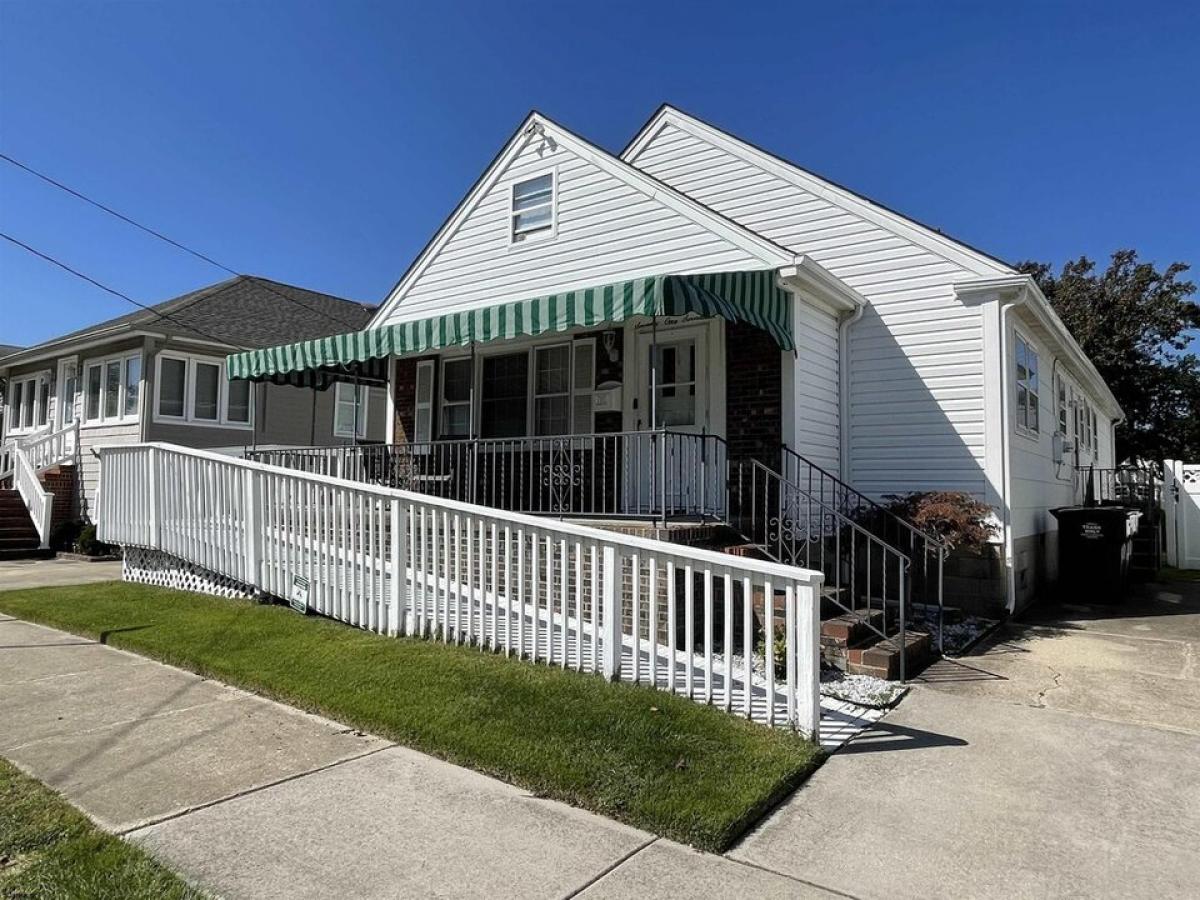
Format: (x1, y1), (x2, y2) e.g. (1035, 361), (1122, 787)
(511, 172), (554, 243)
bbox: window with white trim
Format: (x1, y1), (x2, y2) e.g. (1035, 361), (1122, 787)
(439, 358), (472, 438)
(333, 382), (368, 439)
(1057, 376), (1068, 435)
(82, 353), (141, 425)
(1015, 335), (1039, 434)
(5, 371), (51, 434)
(510, 172), (554, 243)
(154, 351), (253, 428)
(481, 352), (529, 438)
(58, 360), (78, 427)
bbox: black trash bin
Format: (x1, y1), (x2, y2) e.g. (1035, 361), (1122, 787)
(1050, 506), (1142, 603)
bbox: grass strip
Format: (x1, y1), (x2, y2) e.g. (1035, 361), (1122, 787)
(0, 758), (200, 899)
(0, 581), (822, 852)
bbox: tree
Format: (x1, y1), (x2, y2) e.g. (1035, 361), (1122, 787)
(1017, 250), (1199, 463)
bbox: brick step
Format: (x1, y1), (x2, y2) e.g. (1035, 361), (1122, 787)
(820, 610), (886, 648)
(0, 527), (38, 541)
(844, 631), (933, 680)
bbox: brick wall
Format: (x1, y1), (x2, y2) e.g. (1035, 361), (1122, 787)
(392, 358), (417, 444)
(725, 322), (782, 468)
(40, 466), (77, 526)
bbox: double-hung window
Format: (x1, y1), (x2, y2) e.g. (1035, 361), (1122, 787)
(333, 382), (368, 439)
(1057, 377), (1068, 435)
(82, 353), (141, 426)
(154, 352), (253, 427)
(5, 372), (51, 434)
(480, 352), (529, 438)
(439, 358), (472, 438)
(1015, 335), (1039, 434)
(510, 172), (554, 243)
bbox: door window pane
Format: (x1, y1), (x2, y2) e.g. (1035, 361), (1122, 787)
(124, 356), (141, 416)
(85, 366), (101, 420)
(61, 364), (77, 425)
(227, 379), (251, 423)
(193, 363), (220, 420)
(158, 358), (186, 417)
(104, 360), (121, 418)
(651, 340), (696, 427)
(481, 353), (528, 438)
(333, 383), (363, 437)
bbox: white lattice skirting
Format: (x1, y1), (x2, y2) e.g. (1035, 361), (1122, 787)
(123, 546), (255, 600)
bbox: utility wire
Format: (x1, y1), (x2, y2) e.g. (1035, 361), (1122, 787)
(0, 151), (367, 333)
(0, 231), (251, 352)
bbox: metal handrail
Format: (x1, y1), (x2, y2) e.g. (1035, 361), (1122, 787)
(245, 429), (729, 523)
(731, 457), (914, 678)
(779, 445), (946, 551)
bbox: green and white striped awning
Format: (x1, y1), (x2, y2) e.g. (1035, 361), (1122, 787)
(227, 269), (793, 388)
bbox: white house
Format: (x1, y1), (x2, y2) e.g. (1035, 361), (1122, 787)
(224, 105), (1120, 621)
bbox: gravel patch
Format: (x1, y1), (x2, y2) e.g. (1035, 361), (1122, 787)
(820, 669), (907, 708)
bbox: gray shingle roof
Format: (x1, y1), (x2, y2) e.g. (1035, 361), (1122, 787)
(41, 276), (373, 351)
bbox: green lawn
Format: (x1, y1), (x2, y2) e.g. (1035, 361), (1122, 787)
(0, 758), (200, 899)
(0, 582), (822, 852)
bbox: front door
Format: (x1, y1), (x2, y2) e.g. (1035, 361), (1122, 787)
(630, 322), (717, 517)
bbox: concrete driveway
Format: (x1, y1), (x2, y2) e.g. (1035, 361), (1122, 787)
(731, 575), (1200, 899)
(0, 557), (123, 590)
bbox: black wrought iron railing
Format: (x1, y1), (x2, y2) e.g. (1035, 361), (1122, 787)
(245, 430), (728, 523)
(729, 458), (917, 677)
(778, 447), (946, 634)
(1076, 465), (1161, 519)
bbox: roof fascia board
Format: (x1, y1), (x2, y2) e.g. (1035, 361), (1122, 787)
(0, 327), (237, 372)
(954, 274), (1122, 419)
(623, 107), (1013, 279)
(369, 111), (794, 327)
(777, 255), (864, 314)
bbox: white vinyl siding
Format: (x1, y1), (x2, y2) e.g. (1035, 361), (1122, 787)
(792, 300), (841, 475)
(375, 133), (764, 326)
(628, 120), (1007, 499)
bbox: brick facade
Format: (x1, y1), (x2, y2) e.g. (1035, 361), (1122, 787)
(40, 466), (78, 527)
(392, 358), (417, 444)
(725, 321), (782, 468)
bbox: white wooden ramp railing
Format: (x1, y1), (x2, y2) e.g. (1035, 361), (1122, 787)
(96, 443), (824, 736)
(13, 446), (54, 549)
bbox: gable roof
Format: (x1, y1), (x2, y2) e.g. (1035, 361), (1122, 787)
(0, 276), (375, 369)
(621, 103), (1016, 278)
(369, 110), (799, 326)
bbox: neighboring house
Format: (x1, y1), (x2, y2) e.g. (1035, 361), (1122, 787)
(0, 344), (22, 434)
(0, 276), (386, 524)
(223, 106), (1120, 617)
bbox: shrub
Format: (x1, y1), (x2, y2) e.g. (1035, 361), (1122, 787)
(74, 523), (115, 557)
(50, 519), (83, 551)
(881, 491), (997, 551)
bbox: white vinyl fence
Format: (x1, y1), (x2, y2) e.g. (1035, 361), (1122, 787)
(97, 443), (824, 735)
(1165, 459), (1200, 570)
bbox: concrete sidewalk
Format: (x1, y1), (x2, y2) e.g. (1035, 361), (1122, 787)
(729, 578), (1200, 899)
(0, 614), (838, 899)
(0, 556), (123, 590)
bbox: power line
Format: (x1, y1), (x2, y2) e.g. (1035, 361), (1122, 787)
(0, 151), (368, 333)
(0, 231), (250, 352)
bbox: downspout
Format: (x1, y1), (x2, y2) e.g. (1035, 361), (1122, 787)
(997, 293), (1023, 614)
(837, 304), (865, 480)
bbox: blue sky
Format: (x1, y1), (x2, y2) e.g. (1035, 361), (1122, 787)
(1, 0), (1197, 347)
